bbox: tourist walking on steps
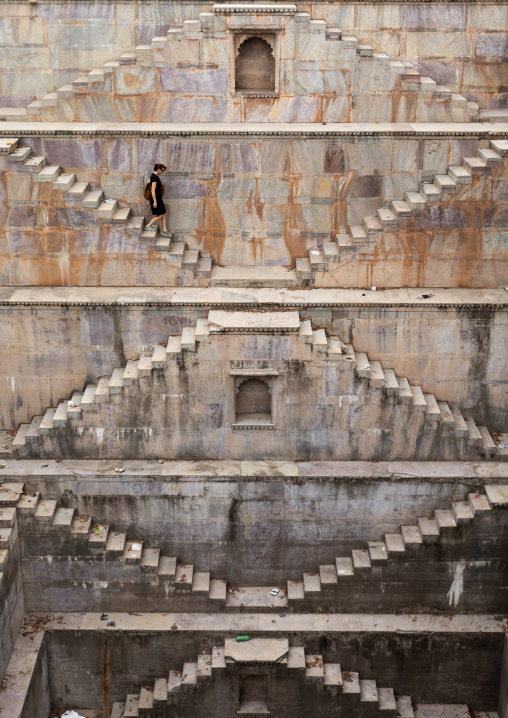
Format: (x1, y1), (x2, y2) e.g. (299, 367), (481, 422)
(145, 163), (172, 237)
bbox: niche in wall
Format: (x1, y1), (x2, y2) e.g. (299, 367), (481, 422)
(235, 377), (273, 426)
(234, 34), (276, 93)
(238, 674), (269, 714)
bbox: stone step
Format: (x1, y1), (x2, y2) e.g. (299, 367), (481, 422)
(32, 164), (61, 182)
(369, 360), (385, 388)
(463, 156), (489, 174)
(166, 336), (182, 356)
(465, 418), (482, 446)
(295, 257), (312, 280)
(0, 529), (14, 550)
(196, 256), (213, 278)
(299, 319), (313, 344)
(335, 556), (354, 576)
(419, 76), (436, 92)
(64, 181), (90, 200)
(106, 531), (127, 556)
(303, 572), (321, 593)
(80, 384), (98, 412)
(477, 148), (503, 166)
(181, 662), (198, 687)
(119, 52), (137, 65)
(166, 241), (186, 261)
(288, 647), (306, 672)
(20, 155), (47, 173)
(111, 702), (125, 718)
(88, 69), (105, 83)
(477, 425), (496, 455)
(355, 352), (370, 379)
(451, 93), (468, 108)
(97, 199), (119, 220)
(417, 517), (440, 543)
(341, 36), (358, 48)
(391, 200), (411, 219)
(0, 483), (24, 506)
(342, 671), (361, 694)
(124, 540), (144, 564)
(182, 249), (200, 270)
(363, 216), (382, 234)
(89, 523), (109, 547)
(175, 563), (194, 590)
(140, 548), (160, 573)
(485, 484), (508, 507)
(158, 555), (177, 579)
(42, 92), (58, 107)
(368, 541), (388, 562)
(136, 44), (152, 56)
(319, 564), (337, 587)
(437, 401), (455, 427)
(384, 533), (405, 555)
(434, 174), (457, 193)
(448, 166), (472, 184)
(360, 679), (378, 704)
(197, 654), (213, 680)
(153, 678), (168, 704)
(398, 377), (413, 404)
(409, 385), (427, 410)
(123, 359), (139, 384)
(312, 328), (328, 352)
(490, 139), (508, 157)
(480, 109), (508, 123)
(181, 326), (196, 351)
(308, 249), (327, 271)
(209, 578), (227, 601)
(67, 392), (84, 419)
(25, 416), (43, 443)
(433, 85), (451, 99)
(0, 507), (16, 528)
(56, 85), (74, 98)
(154, 236), (171, 252)
(0, 137), (20, 153)
(192, 571), (210, 594)
(140, 226), (159, 242)
(12, 423), (30, 447)
(52, 172), (76, 192)
(352, 549), (371, 570)
(53, 506), (75, 528)
(70, 514), (93, 536)
(377, 208), (398, 228)
(421, 183), (442, 202)
(389, 61), (405, 74)
(450, 407), (468, 437)
(72, 76), (89, 89)
(401, 525), (423, 549)
(26, 100), (43, 116)
(126, 216), (145, 234)
(324, 663), (342, 687)
(327, 338), (343, 360)
(35, 499), (58, 522)
(396, 696), (415, 717)
(7, 146), (32, 163)
(124, 694), (140, 717)
(151, 344), (167, 368)
(108, 368), (125, 394)
(451, 500), (474, 524)
(383, 368), (399, 395)
(137, 352), (153, 377)
(357, 44), (374, 57)
(152, 35), (167, 49)
(52, 401), (68, 427)
(468, 492), (491, 515)
(112, 207), (132, 223)
(305, 654), (324, 680)
(405, 191), (426, 210)
(350, 225), (368, 243)
(39, 407), (57, 433)
(434, 509), (457, 533)
(423, 393), (441, 420)
(287, 579), (305, 600)
(82, 190), (104, 209)
(94, 376), (111, 403)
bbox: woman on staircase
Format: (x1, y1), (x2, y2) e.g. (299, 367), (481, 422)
(145, 163), (172, 238)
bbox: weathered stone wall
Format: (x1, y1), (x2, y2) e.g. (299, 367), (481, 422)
(46, 629), (503, 711)
(0, 302), (506, 431)
(17, 473), (508, 611)
(1, 2), (506, 112)
(2, 134), (508, 283)
(0, 521), (25, 683)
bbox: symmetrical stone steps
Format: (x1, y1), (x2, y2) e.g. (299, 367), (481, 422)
(287, 484), (508, 602)
(297, 138), (508, 279)
(11, 316), (505, 460)
(111, 643), (416, 717)
(0, 9), (472, 123)
(0, 484), (227, 603)
(0, 138), (213, 280)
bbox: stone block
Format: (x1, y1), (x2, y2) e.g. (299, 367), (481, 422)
(476, 33), (508, 57)
(403, 6), (466, 28)
(42, 139), (102, 170)
(115, 66), (157, 94)
(160, 68), (228, 94)
(166, 142), (217, 173)
(405, 31), (470, 58)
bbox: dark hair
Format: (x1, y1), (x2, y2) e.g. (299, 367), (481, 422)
(154, 163), (166, 172)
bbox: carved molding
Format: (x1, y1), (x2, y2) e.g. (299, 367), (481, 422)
(214, 3), (297, 13)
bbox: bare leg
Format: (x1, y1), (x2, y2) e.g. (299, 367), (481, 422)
(161, 213), (167, 231)
(145, 216), (159, 228)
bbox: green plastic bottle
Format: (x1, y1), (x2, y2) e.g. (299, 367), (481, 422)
(236, 635), (251, 642)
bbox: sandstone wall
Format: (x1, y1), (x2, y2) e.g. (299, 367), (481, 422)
(0, 522), (25, 683)
(0, 302), (505, 431)
(1, 1), (506, 112)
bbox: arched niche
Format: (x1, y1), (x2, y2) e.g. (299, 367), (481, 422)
(235, 35), (276, 92)
(235, 377), (272, 425)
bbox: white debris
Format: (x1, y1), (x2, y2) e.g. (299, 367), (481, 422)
(62, 711), (86, 718)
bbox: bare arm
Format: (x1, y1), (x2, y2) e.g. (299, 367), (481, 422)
(151, 180), (157, 206)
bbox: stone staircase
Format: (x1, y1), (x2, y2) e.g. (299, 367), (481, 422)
(286, 484), (508, 604)
(0, 483), (227, 604)
(296, 138), (508, 280)
(0, 137), (213, 280)
(0, 9), (475, 124)
(10, 315), (506, 460)
(108, 641), (476, 717)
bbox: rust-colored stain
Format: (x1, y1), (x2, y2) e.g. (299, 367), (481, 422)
(121, 72), (143, 91)
(245, 179), (265, 262)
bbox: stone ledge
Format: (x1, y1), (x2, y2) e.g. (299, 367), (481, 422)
(1, 122), (508, 139)
(0, 287), (506, 309)
(214, 3), (297, 12)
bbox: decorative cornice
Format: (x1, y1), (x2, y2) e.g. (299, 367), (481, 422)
(1, 122), (508, 140)
(214, 3), (296, 12)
